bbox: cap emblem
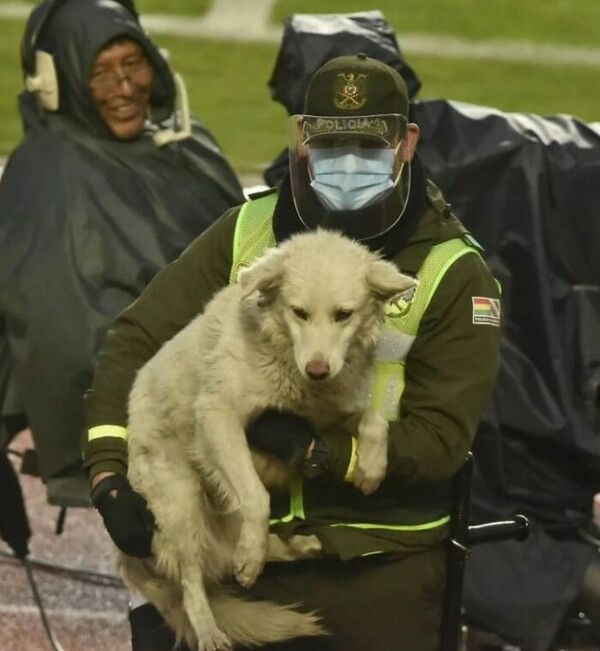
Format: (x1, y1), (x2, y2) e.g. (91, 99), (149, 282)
(334, 72), (367, 110)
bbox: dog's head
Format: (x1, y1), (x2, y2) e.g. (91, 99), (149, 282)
(238, 229), (417, 381)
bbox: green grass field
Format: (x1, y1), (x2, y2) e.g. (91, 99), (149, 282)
(273, 0), (600, 47)
(0, 1), (598, 173)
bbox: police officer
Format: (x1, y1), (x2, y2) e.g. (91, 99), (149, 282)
(83, 55), (502, 651)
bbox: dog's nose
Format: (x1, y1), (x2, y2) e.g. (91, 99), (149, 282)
(305, 360), (330, 380)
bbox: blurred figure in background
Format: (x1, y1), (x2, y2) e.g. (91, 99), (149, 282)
(0, 0), (244, 509)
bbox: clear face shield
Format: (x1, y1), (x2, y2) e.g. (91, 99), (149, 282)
(288, 113), (412, 241)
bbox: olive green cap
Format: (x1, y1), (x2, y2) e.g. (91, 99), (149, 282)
(301, 54), (409, 144)
(303, 53), (409, 118)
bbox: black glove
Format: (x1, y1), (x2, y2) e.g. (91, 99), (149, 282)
(246, 409), (329, 478)
(91, 474), (156, 558)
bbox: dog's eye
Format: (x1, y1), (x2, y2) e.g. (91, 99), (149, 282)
(292, 307), (309, 320)
(335, 309), (353, 322)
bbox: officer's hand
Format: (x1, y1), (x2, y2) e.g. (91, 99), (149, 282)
(91, 473), (156, 558)
(246, 409), (329, 478)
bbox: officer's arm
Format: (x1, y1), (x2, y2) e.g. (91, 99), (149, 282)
(320, 252), (502, 483)
(82, 207), (239, 481)
(386, 252), (501, 482)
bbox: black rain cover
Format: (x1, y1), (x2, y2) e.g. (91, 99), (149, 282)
(0, 0), (244, 488)
(263, 13), (600, 649)
(414, 99), (600, 479)
(413, 99), (600, 649)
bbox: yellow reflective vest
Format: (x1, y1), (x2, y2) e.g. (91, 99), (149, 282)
(232, 192), (482, 422)
(230, 192), (482, 538)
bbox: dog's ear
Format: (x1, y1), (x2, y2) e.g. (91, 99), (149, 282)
(366, 259), (418, 302)
(238, 248), (285, 300)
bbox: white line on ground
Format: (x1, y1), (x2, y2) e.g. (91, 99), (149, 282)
(1, 0), (600, 67)
(399, 33), (600, 68)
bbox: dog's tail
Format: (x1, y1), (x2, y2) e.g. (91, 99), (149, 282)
(209, 586), (327, 645)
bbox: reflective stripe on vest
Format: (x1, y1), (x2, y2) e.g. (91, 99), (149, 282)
(372, 237), (479, 420)
(229, 193), (278, 284)
(231, 193), (479, 533)
(231, 193), (480, 420)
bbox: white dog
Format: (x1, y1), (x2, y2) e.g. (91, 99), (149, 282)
(119, 229), (417, 650)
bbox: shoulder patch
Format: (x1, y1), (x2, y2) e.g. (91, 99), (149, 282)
(385, 285), (417, 319)
(472, 296), (501, 326)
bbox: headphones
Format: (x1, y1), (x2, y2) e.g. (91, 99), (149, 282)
(21, 0), (139, 111)
(21, 0), (191, 145)
(152, 65), (192, 147)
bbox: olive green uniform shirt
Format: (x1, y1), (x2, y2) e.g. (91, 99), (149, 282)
(82, 187), (501, 557)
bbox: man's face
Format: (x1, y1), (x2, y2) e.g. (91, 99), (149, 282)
(89, 39), (153, 140)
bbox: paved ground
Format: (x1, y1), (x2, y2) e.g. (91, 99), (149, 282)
(3, 422), (599, 651)
(1, 429), (130, 651)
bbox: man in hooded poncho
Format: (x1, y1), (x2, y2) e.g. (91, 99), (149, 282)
(0, 0), (244, 507)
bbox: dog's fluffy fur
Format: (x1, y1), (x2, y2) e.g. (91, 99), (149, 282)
(120, 229), (417, 650)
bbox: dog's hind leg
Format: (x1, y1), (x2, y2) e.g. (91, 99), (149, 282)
(127, 437), (230, 647)
(118, 554), (195, 646)
(180, 563), (232, 651)
(194, 405), (270, 589)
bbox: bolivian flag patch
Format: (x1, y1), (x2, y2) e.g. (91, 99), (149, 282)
(472, 297), (501, 326)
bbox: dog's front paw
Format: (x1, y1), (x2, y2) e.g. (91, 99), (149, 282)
(353, 411), (388, 495)
(353, 438), (387, 494)
(233, 525), (267, 588)
(352, 468), (383, 495)
(196, 627), (232, 651)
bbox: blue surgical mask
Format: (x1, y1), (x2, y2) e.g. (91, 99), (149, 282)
(308, 145), (397, 212)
